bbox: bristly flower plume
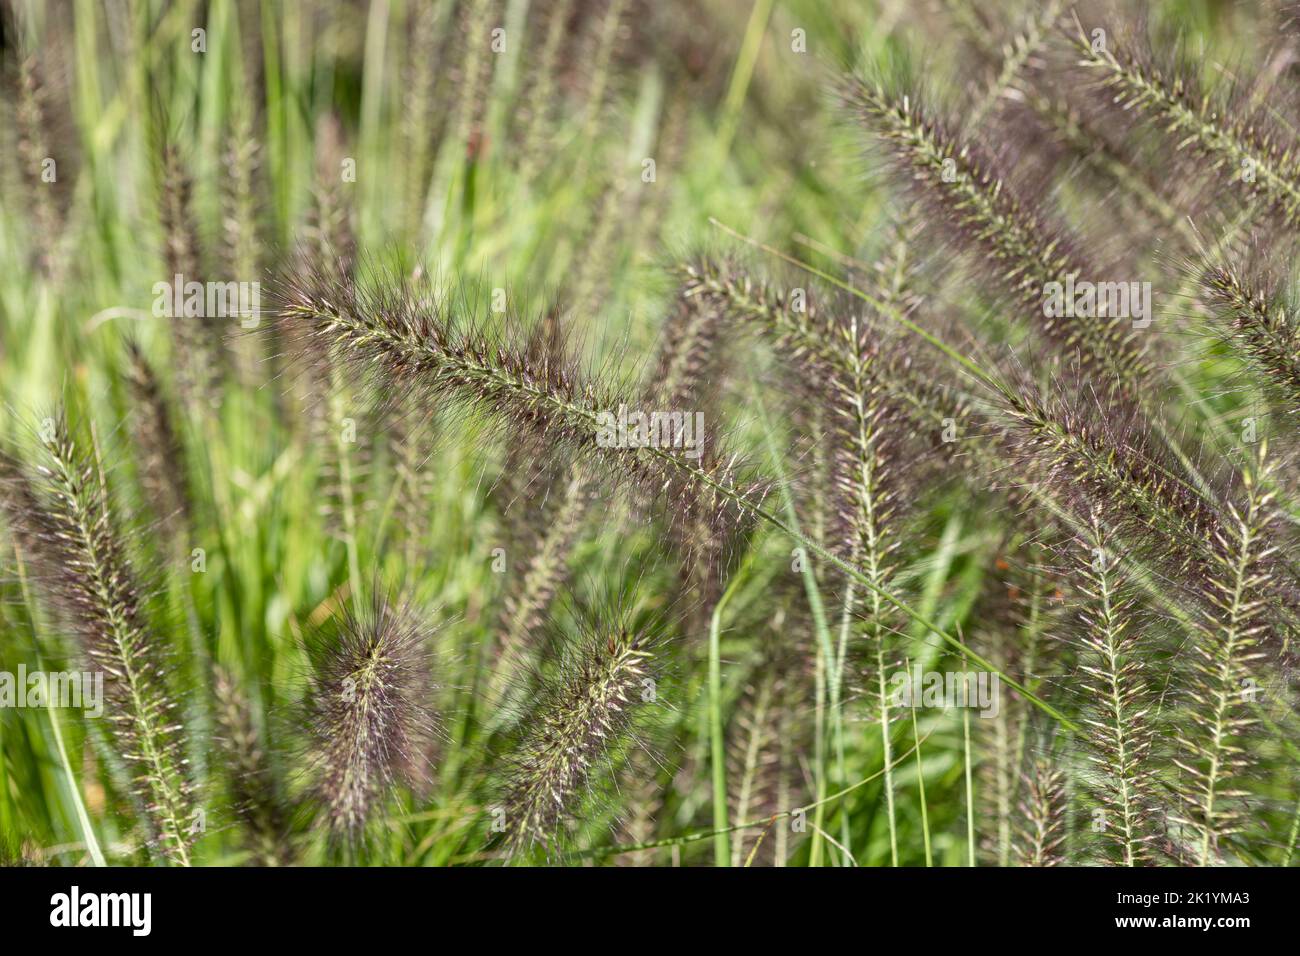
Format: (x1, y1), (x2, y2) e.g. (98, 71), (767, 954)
(495, 620), (658, 856)
(301, 592), (439, 840)
(123, 338), (191, 547)
(841, 73), (1151, 398)
(1015, 754), (1068, 866)
(993, 372), (1224, 581)
(1172, 444), (1276, 864)
(213, 666), (294, 866)
(1072, 21), (1300, 232)
(1069, 509), (1157, 866)
(273, 264), (767, 545)
(1200, 261), (1300, 419)
(0, 414), (195, 864)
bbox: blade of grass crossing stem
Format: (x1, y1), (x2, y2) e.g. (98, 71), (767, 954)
(575, 706), (950, 861)
(715, 0), (775, 162)
(709, 571), (745, 867)
(908, 663), (933, 867)
(963, 705), (975, 866)
(753, 386), (845, 865)
(13, 546), (105, 866)
(705, 222), (1075, 732)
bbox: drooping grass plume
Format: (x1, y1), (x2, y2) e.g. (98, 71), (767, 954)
(495, 620), (657, 855)
(300, 592), (439, 840)
(680, 256), (1005, 486)
(1172, 445), (1276, 864)
(681, 257), (855, 392)
(1201, 261), (1300, 418)
(944, 1), (1193, 248)
(841, 73), (1152, 395)
(213, 667), (293, 866)
(994, 373), (1224, 580)
(0, 415), (195, 864)
(274, 265), (766, 546)
(1072, 22), (1300, 231)
(1069, 509), (1157, 866)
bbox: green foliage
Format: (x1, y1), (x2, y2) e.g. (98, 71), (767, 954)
(0, 0), (1297, 868)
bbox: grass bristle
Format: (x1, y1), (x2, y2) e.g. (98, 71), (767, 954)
(0, 415), (195, 864)
(1172, 445), (1276, 864)
(213, 666), (294, 866)
(496, 621), (657, 856)
(841, 74), (1151, 397)
(1015, 754), (1068, 867)
(301, 592), (439, 840)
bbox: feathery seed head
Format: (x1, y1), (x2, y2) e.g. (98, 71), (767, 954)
(274, 262), (767, 546)
(301, 592), (440, 839)
(213, 666), (294, 866)
(0, 413), (195, 864)
(123, 338), (191, 544)
(841, 73), (1152, 396)
(496, 618), (660, 856)
(1015, 755), (1069, 866)
(1065, 508), (1159, 866)
(1172, 444), (1278, 864)
(1072, 21), (1300, 232)
(1200, 261), (1300, 418)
